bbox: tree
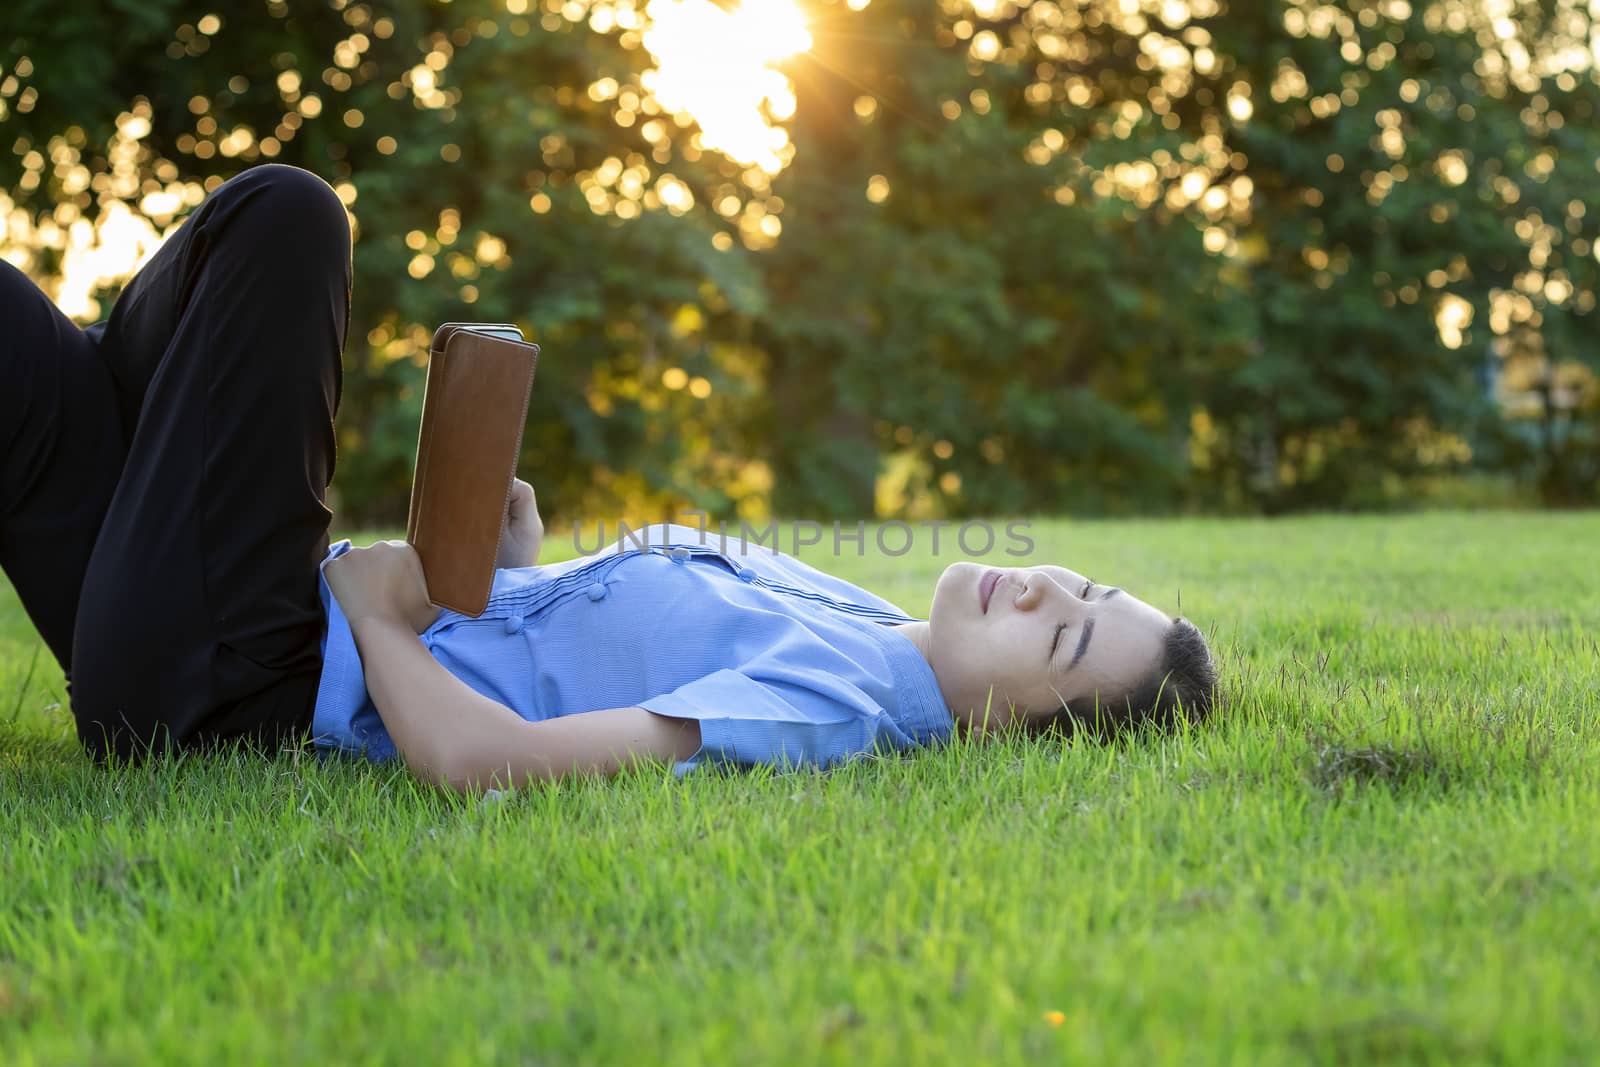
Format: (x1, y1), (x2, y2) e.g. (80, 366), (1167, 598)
(4, 0), (1597, 520)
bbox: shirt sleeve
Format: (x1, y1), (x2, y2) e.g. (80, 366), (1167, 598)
(636, 641), (918, 774)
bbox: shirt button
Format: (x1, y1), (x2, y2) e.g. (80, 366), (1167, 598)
(737, 566), (757, 581)
(668, 546), (691, 563)
(586, 582), (608, 601)
(503, 614), (525, 635)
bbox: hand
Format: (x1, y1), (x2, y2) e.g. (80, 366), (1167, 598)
(495, 477), (544, 570)
(325, 539), (442, 634)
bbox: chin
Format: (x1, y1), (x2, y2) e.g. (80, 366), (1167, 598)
(930, 562), (973, 621)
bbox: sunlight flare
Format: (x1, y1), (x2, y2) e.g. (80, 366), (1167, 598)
(641, 0), (812, 174)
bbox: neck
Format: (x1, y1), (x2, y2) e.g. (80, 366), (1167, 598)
(891, 619), (931, 662)
(893, 620), (969, 728)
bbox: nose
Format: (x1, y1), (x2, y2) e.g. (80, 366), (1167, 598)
(1013, 570), (1068, 612)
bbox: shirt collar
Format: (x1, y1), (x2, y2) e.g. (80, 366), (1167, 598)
(860, 620), (953, 745)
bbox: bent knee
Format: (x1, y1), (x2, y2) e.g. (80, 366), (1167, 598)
(239, 164), (345, 215)
(218, 164), (344, 215)
(207, 164), (352, 266)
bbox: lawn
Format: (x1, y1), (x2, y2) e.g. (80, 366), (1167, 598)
(2, 511), (1597, 1065)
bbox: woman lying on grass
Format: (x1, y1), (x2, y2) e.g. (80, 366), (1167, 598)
(321, 505), (1218, 791)
(2, 164), (1217, 790)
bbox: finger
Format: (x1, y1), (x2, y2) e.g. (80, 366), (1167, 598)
(505, 485), (529, 523)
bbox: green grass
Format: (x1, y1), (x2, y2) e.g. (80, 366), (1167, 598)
(3, 511), (1598, 1066)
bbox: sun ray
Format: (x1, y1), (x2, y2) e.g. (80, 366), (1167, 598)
(641, 0), (813, 174)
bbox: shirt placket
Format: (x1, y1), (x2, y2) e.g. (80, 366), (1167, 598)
(654, 542), (910, 624)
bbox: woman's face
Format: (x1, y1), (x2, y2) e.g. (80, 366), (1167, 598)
(924, 561), (1173, 732)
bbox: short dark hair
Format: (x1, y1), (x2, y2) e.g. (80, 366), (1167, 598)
(1030, 617), (1219, 738)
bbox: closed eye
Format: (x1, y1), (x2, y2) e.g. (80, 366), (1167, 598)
(1048, 621), (1069, 663)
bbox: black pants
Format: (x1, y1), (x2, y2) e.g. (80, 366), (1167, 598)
(0, 164), (349, 761)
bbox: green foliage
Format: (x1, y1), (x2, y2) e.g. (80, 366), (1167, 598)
(2, 0), (1597, 521)
(1205, 3), (1600, 511)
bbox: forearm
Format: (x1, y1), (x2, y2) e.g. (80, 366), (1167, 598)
(347, 615), (700, 791)
(348, 616), (531, 788)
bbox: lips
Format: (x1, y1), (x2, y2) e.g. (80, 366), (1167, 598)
(979, 569), (1001, 614)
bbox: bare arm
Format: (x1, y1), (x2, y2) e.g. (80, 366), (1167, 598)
(350, 616), (699, 791)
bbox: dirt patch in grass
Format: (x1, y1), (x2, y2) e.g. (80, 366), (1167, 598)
(1289, 1010), (1486, 1064)
(1304, 737), (1445, 797)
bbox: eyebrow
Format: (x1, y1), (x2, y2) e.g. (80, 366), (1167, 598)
(1067, 619), (1095, 670)
(1064, 588), (1119, 671)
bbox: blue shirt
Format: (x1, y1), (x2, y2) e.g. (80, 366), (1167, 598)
(311, 524), (953, 774)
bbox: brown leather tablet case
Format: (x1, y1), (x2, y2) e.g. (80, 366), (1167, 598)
(405, 323), (540, 617)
